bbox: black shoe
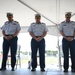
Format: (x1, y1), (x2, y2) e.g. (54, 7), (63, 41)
(31, 68), (36, 72)
(63, 69), (68, 72)
(41, 68), (45, 72)
(0, 68), (6, 71)
(71, 69), (75, 72)
(11, 68), (15, 71)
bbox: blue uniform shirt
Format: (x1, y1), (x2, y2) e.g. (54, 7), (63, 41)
(1, 20), (21, 35)
(59, 21), (75, 36)
(28, 22), (48, 36)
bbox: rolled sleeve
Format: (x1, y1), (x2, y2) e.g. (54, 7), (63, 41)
(1, 25), (5, 31)
(74, 26), (75, 32)
(28, 24), (32, 32)
(44, 24), (48, 32)
(16, 23), (21, 30)
(59, 23), (63, 31)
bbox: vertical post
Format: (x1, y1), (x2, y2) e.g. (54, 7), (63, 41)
(57, 36), (62, 70)
(56, 0), (62, 70)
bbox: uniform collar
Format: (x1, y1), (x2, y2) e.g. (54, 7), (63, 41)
(8, 20), (14, 23)
(65, 20), (72, 23)
(36, 22), (41, 24)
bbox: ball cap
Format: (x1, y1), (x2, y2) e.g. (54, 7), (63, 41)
(7, 13), (13, 17)
(65, 12), (71, 17)
(35, 14), (41, 18)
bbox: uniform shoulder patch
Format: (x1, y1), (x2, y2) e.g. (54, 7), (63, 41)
(41, 22), (45, 26)
(13, 21), (18, 25)
(41, 22), (45, 24)
(5, 21), (8, 25)
(31, 22), (36, 25)
(61, 21), (65, 23)
(14, 21), (18, 23)
(71, 21), (75, 23)
(31, 22), (35, 24)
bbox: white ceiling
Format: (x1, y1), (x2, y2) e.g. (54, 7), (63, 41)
(0, 0), (75, 36)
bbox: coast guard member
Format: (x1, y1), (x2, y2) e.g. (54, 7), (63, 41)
(59, 12), (75, 72)
(0, 13), (21, 71)
(28, 14), (48, 72)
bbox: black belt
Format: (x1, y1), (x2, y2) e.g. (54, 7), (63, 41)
(35, 36), (41, 38)
(5, 35), (13, 36)
(66, 36), (74, 37)
(5, 34), (13, 36)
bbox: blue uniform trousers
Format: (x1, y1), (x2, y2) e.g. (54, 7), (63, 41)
(62, 38), (75, 70)
(31, 38), (45, 69)
(1, 36), (18, 68)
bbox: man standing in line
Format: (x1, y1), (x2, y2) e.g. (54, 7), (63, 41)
(28, 14), (48, 72)
(59, 12), (75, 72)
(0, 12), (21, 71)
